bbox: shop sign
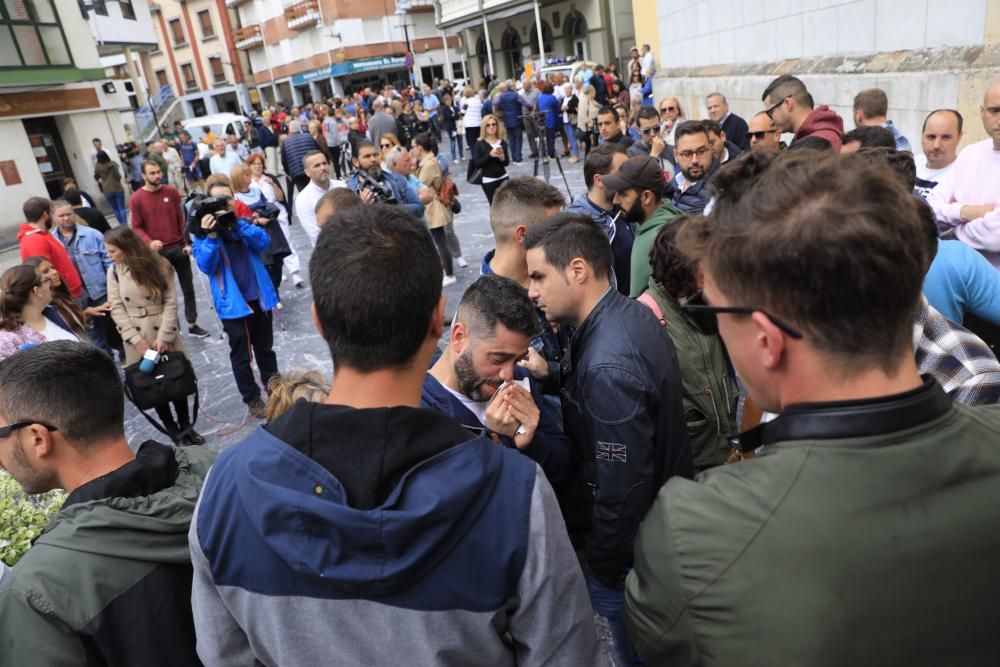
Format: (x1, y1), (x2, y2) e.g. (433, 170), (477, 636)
(291, 56), (407, 86)
(0, 88), (100, 118)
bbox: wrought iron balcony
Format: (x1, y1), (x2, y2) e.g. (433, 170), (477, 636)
(233, 24), (264, 49)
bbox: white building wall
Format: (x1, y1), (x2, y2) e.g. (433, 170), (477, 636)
(86, 0), (158, 48)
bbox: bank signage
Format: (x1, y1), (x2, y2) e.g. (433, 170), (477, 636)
(0, 88), (100, 118)
(291, 56), (407, 86)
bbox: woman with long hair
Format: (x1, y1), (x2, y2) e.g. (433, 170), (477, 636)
(471, 114), (510, 205)
(23, 256), (106, 345)
(379, 133), (401, 169)
(576, 83), (600, 156)
(0, 264), (81, 361)
(397, 100), (418, 148)
(93, 150), (127, 225)
(247, 152), (303, 288)
(659, 96), (686, 145)
(104, 226), (204, 446)
(412, 132), (458, 285)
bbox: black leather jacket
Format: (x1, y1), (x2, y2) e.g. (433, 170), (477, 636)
(560, 288), (694, 585)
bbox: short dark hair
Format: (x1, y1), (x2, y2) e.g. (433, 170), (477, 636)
(788, 135), (832, 151)
(523, 213), (612, 281)
(915, 197), (939, 268)
(635, 106), (660, 123)
(354, 139), (377, 157)
(700, 119), (723, 137)
(302, 150), (326, 170)
(310, 204), (442, 372)
(0, 341), (125, 448)
(853, 88), (888, 118)
(456, 275), (540, 340)
(583, 143), (628, 189)
(761, 74), (812, 109)
(650, 217), (698, 299)
(413, 131), (439, 155)
(22, 197), (51, 223)
(141, 159), (161, 174)
(316, 188), (361, 219)
(62, 189), (83, 207)
(490, 176), (566, 243)
(597, 106), (619, 122)
(841, 125), (895, 149)
(674, 120), (710, 143)
(922, 108), (964, 134)
(856, 147), (917, 192)
(679, 150), (926, 374)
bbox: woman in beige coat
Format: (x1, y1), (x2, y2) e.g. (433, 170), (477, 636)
(410, 133), (459, 286)
(104, 226), (205, 446)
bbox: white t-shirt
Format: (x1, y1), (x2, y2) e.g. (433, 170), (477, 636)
(441, 383), (488, 424)
(914, 152), (956, 197)
(40, 317), (80, 343)
(210, 151), (243, 176)
(294, 178), (348, 245)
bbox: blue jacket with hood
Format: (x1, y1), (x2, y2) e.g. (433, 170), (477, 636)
(192, 218), (278, 320)
(189, 401), (600, 666)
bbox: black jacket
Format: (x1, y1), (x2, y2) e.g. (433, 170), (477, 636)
(672, 159), (719, 215)
(721, 112), (750, 151)
(280, 131), (321, 178)
(560, 288), (693, 586)
(471, 139), (510, 181)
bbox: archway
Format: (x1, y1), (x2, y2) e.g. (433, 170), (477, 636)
(501, 26), (522, 78)
(476, 34), (491, 80)
(563, 11), (587, 61)
(529, 21), (553, 59)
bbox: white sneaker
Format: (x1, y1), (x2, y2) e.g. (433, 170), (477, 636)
(456, 256), (468, 268)
(442, 275), (457, 287)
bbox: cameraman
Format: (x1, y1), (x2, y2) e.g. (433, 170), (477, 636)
(192, 181), (280, 418)
(346, 140), (425, 219)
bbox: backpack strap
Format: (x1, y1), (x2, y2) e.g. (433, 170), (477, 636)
(636, 293), (665, 326)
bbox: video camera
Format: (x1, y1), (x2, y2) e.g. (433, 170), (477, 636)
(185, 193), (238, 238)
(116, 141), (139, 162)
(355, 170), (397, 205)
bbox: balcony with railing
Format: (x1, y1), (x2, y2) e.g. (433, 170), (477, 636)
(283, 0), (321, 30)
(233, 24), (263, 49)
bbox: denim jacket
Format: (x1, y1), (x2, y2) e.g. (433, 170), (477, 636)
(52, 224), (112, 302)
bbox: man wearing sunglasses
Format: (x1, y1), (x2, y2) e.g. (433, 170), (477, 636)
(747, 111), (783, 153)
(627, 107), (674, 171)
(624, 149), (1000, 665)
(0, 341), (215, 666)
(761, 74), (844, 151)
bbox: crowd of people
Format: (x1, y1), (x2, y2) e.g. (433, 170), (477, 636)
(3, 48), (1000, 666)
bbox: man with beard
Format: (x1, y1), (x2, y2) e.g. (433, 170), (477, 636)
(422, 274), (573, 486)
(603, 156), (683, 297)
(346, 140), (425, 219)
(18, 197), (83, 298)
(567, 143), (637, 295)
(670, 121), (718, 215)
(294, 151), (348, 246)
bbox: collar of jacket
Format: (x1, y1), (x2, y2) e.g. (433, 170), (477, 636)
(732, 376), (951, 452)
(64, 440), (179, 508)
(564, 285), (617, 374)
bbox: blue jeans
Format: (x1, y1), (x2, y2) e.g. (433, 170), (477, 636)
(106, 191), (127, 225)
(508, 124), (524, 162)
(449, 131), (464, 160)
(587, 572), (646, 666)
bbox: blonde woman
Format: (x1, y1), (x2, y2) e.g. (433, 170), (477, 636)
(576, 83), (600, 155)
(379, 133), (401, 169)
(659, 96), (686, 145)
(460, 86), (484, 150)
(471, 113), (510, 204)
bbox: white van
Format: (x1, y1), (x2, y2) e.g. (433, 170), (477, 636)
(179, 113), (251, 143)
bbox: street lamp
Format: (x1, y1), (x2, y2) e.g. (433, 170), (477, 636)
(395, 5), (415, 86)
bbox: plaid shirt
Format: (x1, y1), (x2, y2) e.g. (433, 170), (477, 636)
(914, 299), (1000, 406)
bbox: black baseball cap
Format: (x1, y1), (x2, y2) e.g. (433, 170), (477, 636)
(600, 156), (666, 194)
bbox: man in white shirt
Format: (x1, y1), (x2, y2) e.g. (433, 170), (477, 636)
(209, 138), (242, 175)
(294, 150), (348, 245)
(928, 79), (1000, 267)
(641, 44), (656, 79)
(914, 109), (962, 198)
(227, 134), (249, 162)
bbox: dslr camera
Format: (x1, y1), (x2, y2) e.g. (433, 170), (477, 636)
(186, 193), (238, 238)
(355, 170), (397, 205)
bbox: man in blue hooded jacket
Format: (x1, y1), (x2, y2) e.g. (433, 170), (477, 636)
(192, 180), (279, 417)
(189, 204), (600, 666)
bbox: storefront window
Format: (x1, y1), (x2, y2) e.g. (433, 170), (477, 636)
(0, 0), (73, 68)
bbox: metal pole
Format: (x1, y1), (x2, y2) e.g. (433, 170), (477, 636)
(482, 13), (495, 81)
(441, 31), (451, 81)
(532, 0), (545, 73)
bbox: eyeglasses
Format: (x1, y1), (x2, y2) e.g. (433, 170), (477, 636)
(660, 106), (677, 113)
(764, 96), (791, 120)
(676, 146), (711, 160)
(640, 126), (659, 135)
(749, 130), (778, 140)
(380, 143), (392, 148)
(0, 420), (57, 439)
(681, 304), (803, 339)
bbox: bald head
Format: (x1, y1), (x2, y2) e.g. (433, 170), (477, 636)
(981, 79), (1000, 147)
(748, 112), (781, 153)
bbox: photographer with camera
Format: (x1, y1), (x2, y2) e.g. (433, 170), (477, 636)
(346, 140), (425, 219)
(191, 181), (280, 419)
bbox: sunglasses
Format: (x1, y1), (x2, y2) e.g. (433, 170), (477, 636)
(0, 420), (57, 439)
(749, 130), (777, 140)
(765, 96), (791, 120)
(660, 106), (677, 113)
(681, 303), (803, 339)
(640, 126), (659, 135)
(380, 143), (392, 148)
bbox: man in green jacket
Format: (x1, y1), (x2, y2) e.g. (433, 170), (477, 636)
(0, 342), (216, 666)
(602, 155), (682, 297)
(624, 150), (1000, 665)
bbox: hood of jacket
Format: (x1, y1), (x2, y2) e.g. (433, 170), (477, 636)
(636, 197), (682, 242)
(567, 194), (616, 237)
(17, 223), (46, 242)
(208, 402), (505, 596)
(36, 442), (215, 565)
(795, 105), (845, 151)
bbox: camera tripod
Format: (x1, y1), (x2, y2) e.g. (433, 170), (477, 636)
(522, 113), (573, 200)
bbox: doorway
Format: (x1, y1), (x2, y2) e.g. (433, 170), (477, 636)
(22, 117), (72, 199)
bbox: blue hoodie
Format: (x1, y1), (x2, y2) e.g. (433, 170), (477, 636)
(192, 219), (278, 319)
(189, 401), (600, 665)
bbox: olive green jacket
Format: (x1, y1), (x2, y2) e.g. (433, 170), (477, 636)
(641, 280), (737, 468)
(624, 381), (1000, 666)
(629, 199), (682, 298)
